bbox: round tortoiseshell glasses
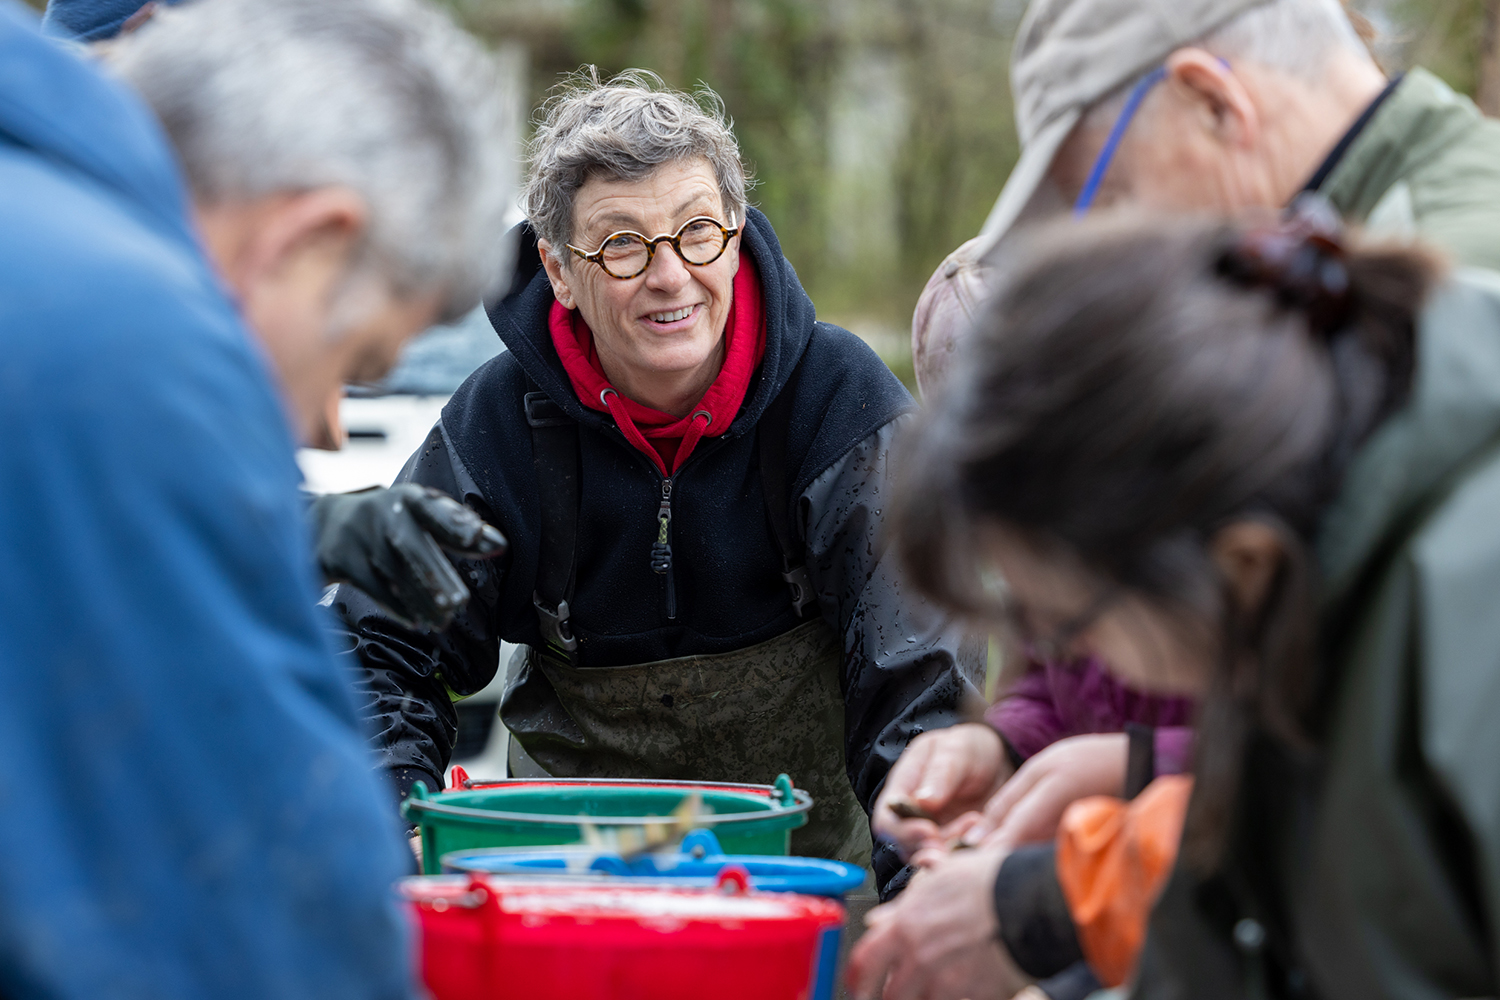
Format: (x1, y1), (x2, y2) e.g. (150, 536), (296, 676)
(567, 216), (739, 279)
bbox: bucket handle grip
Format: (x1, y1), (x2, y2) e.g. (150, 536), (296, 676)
(716, 865), (750, 895)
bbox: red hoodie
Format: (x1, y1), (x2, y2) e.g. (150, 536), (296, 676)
(548, 256), (766, 477)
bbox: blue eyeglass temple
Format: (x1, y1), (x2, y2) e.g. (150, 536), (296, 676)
(1073, 59), (1232, 214)
(1073, 66), (1168, 214)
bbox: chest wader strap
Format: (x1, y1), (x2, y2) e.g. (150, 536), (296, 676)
(758, 385), (816, 618)
(525, 390), (580, 661)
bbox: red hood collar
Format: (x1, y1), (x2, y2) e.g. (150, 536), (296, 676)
(548, 255), (766, 476)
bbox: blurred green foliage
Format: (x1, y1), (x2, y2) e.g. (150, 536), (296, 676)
(444, 0), (1492, 387)
(12, 0), (1499, 391)
(1378, 0), (1488, 94)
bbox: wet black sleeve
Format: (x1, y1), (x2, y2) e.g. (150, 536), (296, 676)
(330, 420), (510, 800)
(994, 842), (1085, 979)
(800, 414), (985, 814)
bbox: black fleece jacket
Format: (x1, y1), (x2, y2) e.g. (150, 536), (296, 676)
(333, 210), (980, 867)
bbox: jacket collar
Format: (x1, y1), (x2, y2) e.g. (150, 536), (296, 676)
(1301, 73), (1402, 195)
(1317, 68), (1483, 223)
(486, 207), (817, 441)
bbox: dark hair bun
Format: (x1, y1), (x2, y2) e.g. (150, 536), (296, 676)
(1216, 195), (1352, 336)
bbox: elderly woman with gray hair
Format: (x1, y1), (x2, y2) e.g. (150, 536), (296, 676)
(336, 70), (980, 876)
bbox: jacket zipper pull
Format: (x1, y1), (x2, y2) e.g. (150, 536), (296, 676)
(650, 478), (677, 619)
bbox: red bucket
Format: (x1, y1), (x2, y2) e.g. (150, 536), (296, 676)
(403, 868), (845, 1000)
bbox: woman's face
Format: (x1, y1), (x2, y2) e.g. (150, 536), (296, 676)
(982, 524), (1216, 696)
(540, 157), (740, 397)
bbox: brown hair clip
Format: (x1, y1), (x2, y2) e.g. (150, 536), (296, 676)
(1217, 197), (1353, 336)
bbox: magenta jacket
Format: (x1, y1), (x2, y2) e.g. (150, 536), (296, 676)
(984, 657), (1196, 776)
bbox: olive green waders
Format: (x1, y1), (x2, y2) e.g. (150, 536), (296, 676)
(504, 619), (871, 864)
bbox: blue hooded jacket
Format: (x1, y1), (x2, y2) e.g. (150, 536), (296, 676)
(0, 6), (415, 998)
(41, 0), (183, 41)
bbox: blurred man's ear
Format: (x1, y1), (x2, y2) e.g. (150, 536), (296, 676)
(194, 187), (368, 308)
(245, 188), (368, 298)
(1163, 47), (1262, 150)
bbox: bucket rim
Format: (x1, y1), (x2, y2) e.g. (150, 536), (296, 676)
(402, 786), (814, 827)
(448, 776), (795, 795)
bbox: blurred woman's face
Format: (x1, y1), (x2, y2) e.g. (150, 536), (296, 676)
(982, 524), (1215, 696)
(539, 158), (740, 410)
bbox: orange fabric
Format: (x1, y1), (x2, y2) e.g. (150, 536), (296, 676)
(1054, 775), (1194, 987)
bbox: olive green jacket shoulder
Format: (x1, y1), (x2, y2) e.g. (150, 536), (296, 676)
(1321, 68), (1500, 270)
(1134, 269), (1500, 999)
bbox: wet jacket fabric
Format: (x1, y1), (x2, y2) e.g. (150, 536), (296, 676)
(335, 212), (980, 841)
(0, 10), (413, 998)
(1317, 68), (1500, 267)
(1132, 270), (1500, 999)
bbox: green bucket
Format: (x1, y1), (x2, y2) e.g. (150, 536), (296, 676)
(401, 775), (812, 875)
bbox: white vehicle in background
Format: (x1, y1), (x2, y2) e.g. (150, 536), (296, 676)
(300, 305), (514, 783)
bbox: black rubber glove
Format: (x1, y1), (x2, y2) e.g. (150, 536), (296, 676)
(309, 484), (507, 631)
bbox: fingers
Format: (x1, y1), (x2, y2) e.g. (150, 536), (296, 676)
(961, 757), (1043, 846)
(407, 488), (507, 558)
(847, 912), (902, 1000)
(875, 726), (1007, 857)
(910, 846), (949, 869)
(874, 739), (940, 855)
(880, 818), (942, 860)
(982, 775), (1067, 850)
(933, 810), (983, 847)
(878, 955), (929, 1000)
(381, 519), (470, 630)
(910, 738), (972, 814)
(969, 733), (1130, 848)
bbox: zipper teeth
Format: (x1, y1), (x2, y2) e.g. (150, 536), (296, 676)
(653, 477), (676, 620)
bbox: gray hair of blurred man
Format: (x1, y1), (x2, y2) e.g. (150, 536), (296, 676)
(104, 0), (517, 322)
(1078, 0), (1370, 133)
(524, 68), (750, 256)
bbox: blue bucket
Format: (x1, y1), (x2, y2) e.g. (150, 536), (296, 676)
(439, 829), (867, 899)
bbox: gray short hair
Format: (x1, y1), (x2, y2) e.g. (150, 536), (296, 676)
(1086, 0), (1374, 128)
(105, 0), (517, 320)
(524, 69), (750, 255)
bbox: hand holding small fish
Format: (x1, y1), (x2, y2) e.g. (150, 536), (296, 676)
(872, 723), (1015, 859)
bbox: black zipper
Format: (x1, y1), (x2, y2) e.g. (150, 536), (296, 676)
(649, 477), (677, 620)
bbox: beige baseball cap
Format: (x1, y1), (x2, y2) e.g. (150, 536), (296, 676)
(978, 0), (1273, 243)
(913, 0), (1273, 400)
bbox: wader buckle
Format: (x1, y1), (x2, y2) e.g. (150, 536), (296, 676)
(533, 592), (579, 654)
(783, 564), (816, 618)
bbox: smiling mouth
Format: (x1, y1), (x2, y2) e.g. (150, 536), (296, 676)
(648, 305), (697, 324)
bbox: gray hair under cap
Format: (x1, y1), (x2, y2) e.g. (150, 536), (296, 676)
(524, 68), (750, 255)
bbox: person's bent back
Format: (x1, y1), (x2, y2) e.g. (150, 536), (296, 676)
(0, 0), (510, 995)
